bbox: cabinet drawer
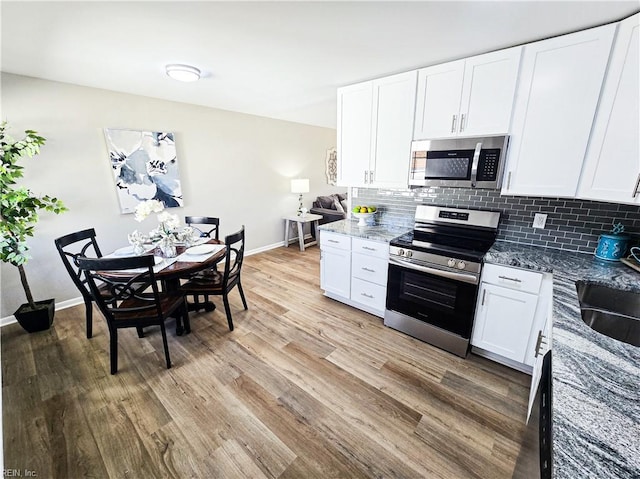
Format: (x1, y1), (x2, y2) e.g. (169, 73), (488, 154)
(352, 253), (388, 286)
(352, 237), (388, 259)
(482, 263), (542, 294)
(351, 277), (387, 312)
(320, 231), (351, 251)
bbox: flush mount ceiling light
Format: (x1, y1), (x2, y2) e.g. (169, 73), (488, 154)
(165, 64), (201, 82)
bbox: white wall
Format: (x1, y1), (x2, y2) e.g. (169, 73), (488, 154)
(0, 73), (341, 318)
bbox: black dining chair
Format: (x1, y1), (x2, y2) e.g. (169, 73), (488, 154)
(183, 216), (221, 306)
(54, 228), (106, 339)
(180, 226), (248, 331)
(185, 216), (220, 240)
(77, 255), (189, 374)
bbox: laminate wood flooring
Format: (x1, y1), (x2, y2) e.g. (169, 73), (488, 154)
(2, 246), (538, 478)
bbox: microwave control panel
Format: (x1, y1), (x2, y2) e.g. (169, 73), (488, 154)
(476, 149), (501, 182)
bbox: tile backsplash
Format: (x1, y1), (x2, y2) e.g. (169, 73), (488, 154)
(355, 187), (640, 254)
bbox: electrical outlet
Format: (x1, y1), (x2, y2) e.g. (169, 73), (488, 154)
(533, 213), (547, 229)
(352, 187), (358, 198)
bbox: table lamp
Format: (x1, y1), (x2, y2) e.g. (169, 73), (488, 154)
(291, 178), (309, 215)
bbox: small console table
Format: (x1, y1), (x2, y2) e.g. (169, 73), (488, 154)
(283, 213), (323, 251)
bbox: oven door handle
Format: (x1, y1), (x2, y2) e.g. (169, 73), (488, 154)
(389, 257), (479, 285)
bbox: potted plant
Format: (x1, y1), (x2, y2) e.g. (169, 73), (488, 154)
(0, 122), (67, 332)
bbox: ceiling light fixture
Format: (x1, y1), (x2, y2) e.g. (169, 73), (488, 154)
(165, 64), (201, 82)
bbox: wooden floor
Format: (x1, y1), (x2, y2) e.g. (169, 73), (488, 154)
(2, 246), (537, 478)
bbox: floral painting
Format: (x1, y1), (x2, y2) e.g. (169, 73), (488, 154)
(104, 129), (183, 214)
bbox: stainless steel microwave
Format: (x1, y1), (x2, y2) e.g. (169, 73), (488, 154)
(409, 135), (509, 189)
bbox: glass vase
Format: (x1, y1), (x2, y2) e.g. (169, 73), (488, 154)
(159, 237), (177, 258)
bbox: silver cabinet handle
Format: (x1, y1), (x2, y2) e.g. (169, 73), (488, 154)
(460, 113), (466, 132)
(362, 246), (377, 251)
(451, 114), (457, 133)
(370, 170), (374, 183)
(328, 239), (339, 243)
(364, 170), (368, 184)
(498, 275), (522, 283)
(481, 289), (486, 306)
(507, 171), (512, 189)
(633, 174), (640, 198)
(361, 267), (375, 272)
(534, 330), (547, 358)
(361, 292), (374, 299)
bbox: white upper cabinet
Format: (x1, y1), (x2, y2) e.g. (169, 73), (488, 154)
(370, 72), (417, 188)
(337, 81), (373, 187)
(413, 60), (465, 139)
(414, 47), (522, 139)
(502, 24), (616, 197)
(578, 14), (640, 204)
(337, 71), (417, 188)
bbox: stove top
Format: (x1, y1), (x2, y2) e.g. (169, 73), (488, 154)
(389, 205), (501, 265)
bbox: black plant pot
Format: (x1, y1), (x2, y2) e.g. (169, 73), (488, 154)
(14, 299), (55, 333)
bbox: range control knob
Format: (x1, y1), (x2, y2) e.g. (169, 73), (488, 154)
(397, 249), (405, 256)
(447, 258), (456, 268)
(457, 261), (466, 270)
(405, 250), (413, 258)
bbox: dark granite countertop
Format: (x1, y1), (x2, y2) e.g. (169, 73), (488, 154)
(317, 219), (410, 243)
(485, 241), (640, 479)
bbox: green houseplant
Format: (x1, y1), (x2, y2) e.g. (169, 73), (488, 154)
(0, 122), (67, 332)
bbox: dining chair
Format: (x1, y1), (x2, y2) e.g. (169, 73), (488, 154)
(185, 216), (220, 240)
(183, 216), (221, 305)
(54, 228), (106, 339)
(180, 226), (248, 331)
(77, 254), (189, 374)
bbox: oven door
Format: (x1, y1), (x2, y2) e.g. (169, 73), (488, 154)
(386, 257), (480, 339)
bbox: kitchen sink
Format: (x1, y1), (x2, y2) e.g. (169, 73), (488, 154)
(575, 282), (640, 347)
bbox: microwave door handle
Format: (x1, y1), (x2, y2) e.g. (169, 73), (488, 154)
(470, 141), (482, 185)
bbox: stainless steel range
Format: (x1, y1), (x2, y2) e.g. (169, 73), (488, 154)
(384, 205), (500, 357)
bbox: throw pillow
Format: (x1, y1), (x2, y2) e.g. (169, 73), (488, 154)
(337, 192), (348, 202)
(340, 199), (348, 212)
(334, 198), (345, 213)
(316, 195), (335, 209)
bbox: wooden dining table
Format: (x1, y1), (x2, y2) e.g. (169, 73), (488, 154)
(103, 239), (227, 327)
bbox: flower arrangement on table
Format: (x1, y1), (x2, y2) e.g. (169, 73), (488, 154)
(131, 200), (195, 257)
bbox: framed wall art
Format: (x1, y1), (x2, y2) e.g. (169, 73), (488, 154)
(104, 129), (184, 214)
(325, 147), (337, 186)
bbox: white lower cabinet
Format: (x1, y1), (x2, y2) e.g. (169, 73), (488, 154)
(320, 231), (388, 318)
(320, 232), (351, 298)
(472, 263), (552, 373)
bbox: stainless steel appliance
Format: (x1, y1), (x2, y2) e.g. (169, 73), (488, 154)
(409, 135), (509, 189)
(384, 205), (501, 357)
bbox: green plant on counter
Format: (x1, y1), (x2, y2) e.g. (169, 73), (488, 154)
(0, 122), (67, 309)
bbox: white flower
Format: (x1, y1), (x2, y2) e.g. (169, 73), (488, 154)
(134, 199), (164, 222)
(157, 211), (180, 230)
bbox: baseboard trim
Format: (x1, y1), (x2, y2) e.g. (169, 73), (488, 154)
(471, 346), (533, 374)
(1, 297), (85, 328)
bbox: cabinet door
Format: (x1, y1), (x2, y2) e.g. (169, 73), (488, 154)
(503, 24), (616, 197)
(578, 14), (640, 204)
(370, 71), (417, 188)
(413, 60), (465, 139)
(472, 283), (539, 363)
(459, 47), (522, 136)
(337, 81), (373, 187)
(528, 301), (552, 422)
(320, 247), (351, 298)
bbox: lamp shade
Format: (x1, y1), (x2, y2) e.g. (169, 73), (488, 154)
(290, 178), (309, 194)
